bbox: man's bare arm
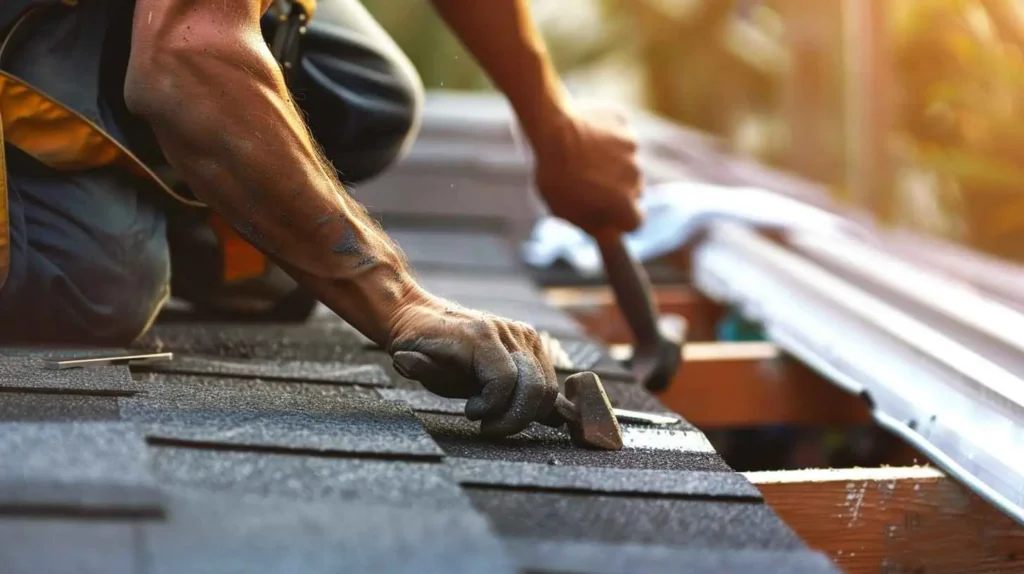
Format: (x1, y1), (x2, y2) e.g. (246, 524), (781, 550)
(430, 0), (645, 234)
(428, 0), (569, 147)
(124, 0), (420, 344)
(123, 0), (561, 435)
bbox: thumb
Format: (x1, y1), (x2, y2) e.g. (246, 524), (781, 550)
(392, 351), (444, 381)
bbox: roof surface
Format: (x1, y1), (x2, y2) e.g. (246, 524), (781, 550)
(0, 221), (839, 573)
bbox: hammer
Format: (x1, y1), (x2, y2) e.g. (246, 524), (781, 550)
(546, 371), (624, 451)
(593, 230), (683, 393)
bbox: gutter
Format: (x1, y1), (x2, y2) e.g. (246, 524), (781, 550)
(692, 222), (1024, 525)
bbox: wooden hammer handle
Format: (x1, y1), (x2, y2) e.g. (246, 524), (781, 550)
(594, 231), (683, 392)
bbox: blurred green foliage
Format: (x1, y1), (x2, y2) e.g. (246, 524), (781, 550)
(360, 0), (489, 90)
(893, 0), (1024, 258)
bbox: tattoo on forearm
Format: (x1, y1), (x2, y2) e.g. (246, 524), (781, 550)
(332, 226), (378, 269)
(236, 219), (279, 254)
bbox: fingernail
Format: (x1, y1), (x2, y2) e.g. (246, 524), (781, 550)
(392, 351), (420, 378)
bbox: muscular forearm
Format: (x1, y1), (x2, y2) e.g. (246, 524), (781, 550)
(125, 1), (420, 344)
(429, 0), (569, 145)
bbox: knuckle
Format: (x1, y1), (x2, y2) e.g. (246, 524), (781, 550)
(468, 319), (492, 338)
(390, 335), (422, 353)
(515, 321), (538, 337)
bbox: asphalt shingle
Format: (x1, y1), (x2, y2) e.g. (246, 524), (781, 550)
(439, 296), (583, 335)
(376, 388), (471, 416)
(0, 392), (120, 422)
(150, 446), (466, 509)
(131, 372), (379, 405)
(0, 519), (138, 574)
(0, 357), (138, 395)
(124, 393), (444, 460)
(464, 489), (804, 550)
(449, 459), (761, 500)
(504, 538), (840, 574)
(387, 227), (519, 273)
(143, 355), (391, 386)
(416, 271), (545, 304)
(136, 322), (375, 362)
(0, 422), (162, 515)
(379, 382), (683, 423)
(143, 490), (515, 574)
(418, 413), (730, 472)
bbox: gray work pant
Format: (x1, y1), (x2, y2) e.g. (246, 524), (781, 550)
(0, 0), (423, 345)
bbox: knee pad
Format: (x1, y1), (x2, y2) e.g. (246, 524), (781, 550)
(263, 12), (424, 184)
(77, 216), (171, 345)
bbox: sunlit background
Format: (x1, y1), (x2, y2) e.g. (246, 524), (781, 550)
(364, 0), (1024, 264)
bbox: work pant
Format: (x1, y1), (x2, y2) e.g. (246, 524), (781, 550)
(0, 0), (423, 345)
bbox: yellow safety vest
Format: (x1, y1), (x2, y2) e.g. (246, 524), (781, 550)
(0, 0), (316, 290)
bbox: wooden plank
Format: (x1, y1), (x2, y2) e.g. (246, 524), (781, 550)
(552, 287), (872, 427)
(746, 467), (1024, 573)
(545, 285), (725, 342)
(612, 342), (872, 427)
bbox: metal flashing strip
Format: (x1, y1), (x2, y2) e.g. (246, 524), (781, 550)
(692, 223), (1024, 525)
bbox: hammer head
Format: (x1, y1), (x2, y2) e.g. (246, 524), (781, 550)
(564, 372), (623, 451)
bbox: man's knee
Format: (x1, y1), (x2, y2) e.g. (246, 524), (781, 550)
(0, 165), (170, 346)
(75, 234), (170, 345)
(0, 233), (169, 347)
(280, 5), (424, 183)
(29, 218), (169, 346)
(298, 41), (424, 182)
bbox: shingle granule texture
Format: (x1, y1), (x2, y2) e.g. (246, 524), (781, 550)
(0, 358), (137, 395)
(418, 413), (730, 472)
(0, 422), (162, 514)
(464, 488), (803, 549)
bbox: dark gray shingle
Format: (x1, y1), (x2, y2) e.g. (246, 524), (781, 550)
(0, 520), (138, 574)
(465, 489), (803, 550)
(0, 422), (162, 515)
(416, 271), (545, 304)
(130, 372), (379, 407)
(150, 446), (467, 509)
(136, 321), (375, 361)
(418, 413), (730, 472)
(0, 358), (138, 395)
(379, 385), (688, 427)
(449, 459), (761, 500)
(387, 228), (519, 273)
(504, 538), (840, 574)
(144, 355), (391, 386)
(144, 490), (516, 574)
(377, 388), (470, 415)
(0, 392), (120, 422)
(125, 395), (444, 460)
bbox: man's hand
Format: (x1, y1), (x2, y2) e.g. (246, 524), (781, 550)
(427, 1), (643, 234)
(386, 291), (559, 438)
(532, 105), (644, 235)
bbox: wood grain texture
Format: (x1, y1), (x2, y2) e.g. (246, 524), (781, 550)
(746, 467), (1024, 573)
(546, 285), (725, 342)
(639, 342), (871, 428)
(552, 285), (871, 428)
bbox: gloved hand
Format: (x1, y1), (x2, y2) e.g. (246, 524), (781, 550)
(531, 103), (644, 235)
(386, 290), (559, 438)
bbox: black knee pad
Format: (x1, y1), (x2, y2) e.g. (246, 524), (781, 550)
(262, 11), (424, 184)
